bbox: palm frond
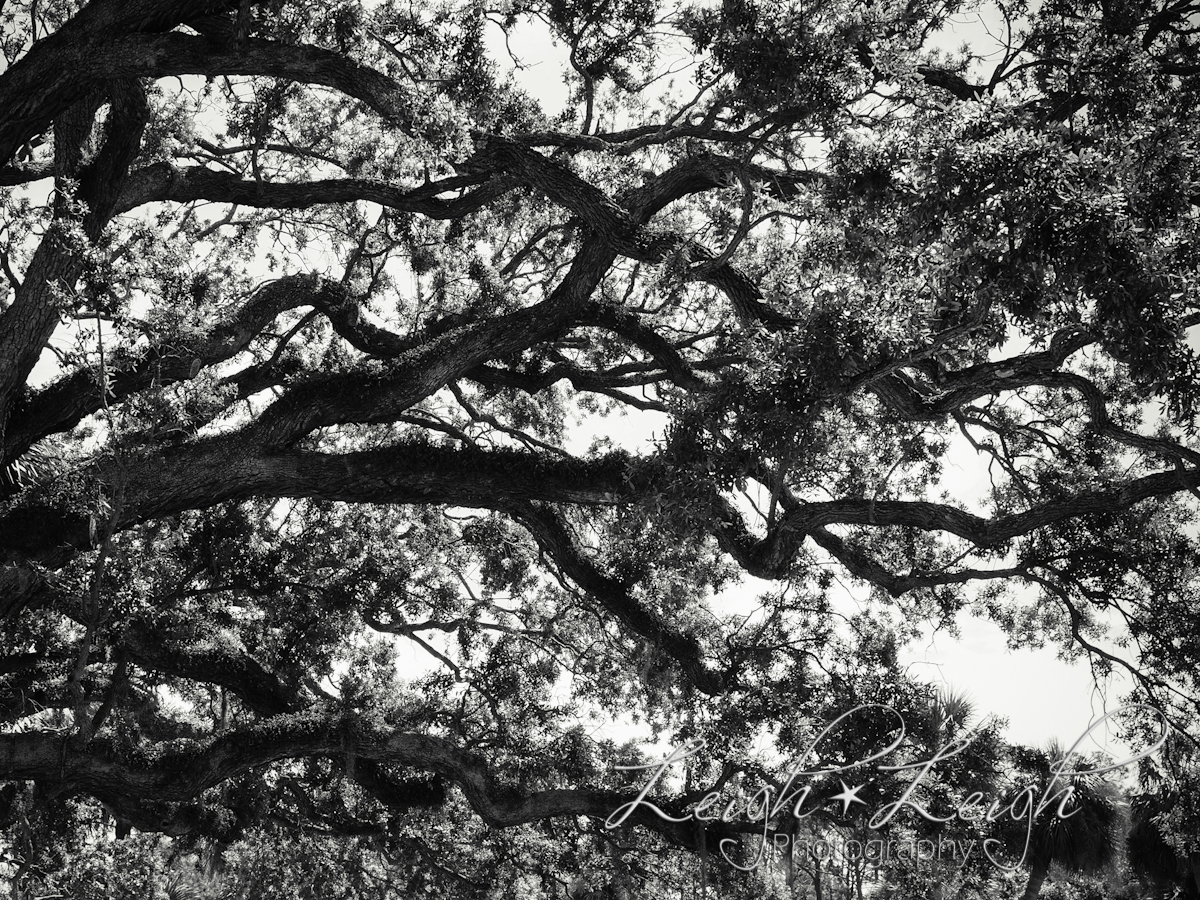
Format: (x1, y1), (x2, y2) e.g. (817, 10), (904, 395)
(0, 438), (67, 495)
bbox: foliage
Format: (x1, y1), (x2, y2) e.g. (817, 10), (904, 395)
(2, 0), (1200, 896)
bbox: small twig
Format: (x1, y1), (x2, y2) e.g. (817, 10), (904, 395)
(0, 242), (21, 290)
(69, 307), (128, 743)
(766, 444), (795, 527)
(266, 309), (319, 367)
(197, 204), (239, 239)
(89, 651), (127, 736)
(691, 170), (754, 275)
(449, 381), (569, 456)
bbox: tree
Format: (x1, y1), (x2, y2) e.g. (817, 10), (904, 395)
(1128, 732), (1200, 898)
(1003, 743), (1122, 900)
(1127, 791), (1200, 900)
(3, 0), (1200, 895)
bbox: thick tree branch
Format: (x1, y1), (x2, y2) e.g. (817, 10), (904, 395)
(0, 160), (53, 185)
(0, 78), (148, 463)
(121, 627), (303, 718)
(621, 154), (825, 220)
(246, 240), (615, 446)
(778, 469), (1200, 564)
(468, 136), (796, 328)
(0, 443), (634, 558)
(115, 163), (512, 219)
(0, 1), (250, 164)
(0, 30), (409, 166)
(504, 501), (725, 695)
(3, 274), (402, 460)
(0, 715), (729, 849)
(807, 527), (1028, 596)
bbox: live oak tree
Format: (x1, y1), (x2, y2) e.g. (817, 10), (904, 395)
(3, 0), (1200, 895)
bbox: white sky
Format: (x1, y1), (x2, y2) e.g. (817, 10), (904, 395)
(902, 615), (1133, 755)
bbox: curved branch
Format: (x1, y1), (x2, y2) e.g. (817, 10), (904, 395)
(0, 1), (252, 164)
(583, 304), (706, 389)
(504, 500), (725, 695)
(691, 169), (754, 276)
(621, 154), (824, 221)
(860, 326), (1096, 419)
(4, 274), (395, 460)
(247, 240), (615, 446)
(122, 627), (303, 718)
(116, 163), (512, 219)
(782, 467), (1200, 554)
(0, 79), (148, 455)
(0, 715), (727, 849)
(807, 527), (1028, 597)
(470, 135), (796, 328)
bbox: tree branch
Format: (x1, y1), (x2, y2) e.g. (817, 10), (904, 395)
(0, 714), (732, 849)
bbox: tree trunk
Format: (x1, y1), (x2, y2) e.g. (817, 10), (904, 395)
(1021, 859), (1051, 900)
(782, 833), (795, 890)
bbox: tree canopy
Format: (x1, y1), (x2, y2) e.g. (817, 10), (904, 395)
(3, 0), (1200, 895)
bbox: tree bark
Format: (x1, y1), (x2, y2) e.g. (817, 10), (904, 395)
(1021, 859), (1051, 900)
(0, 720), (750, 849)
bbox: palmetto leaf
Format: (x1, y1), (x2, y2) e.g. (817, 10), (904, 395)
(0, 438), (66, 495)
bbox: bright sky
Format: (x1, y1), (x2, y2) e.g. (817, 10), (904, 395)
(902, 615), (1134, 756)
